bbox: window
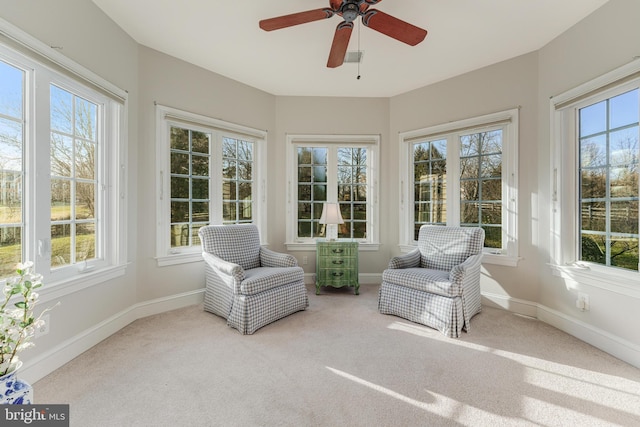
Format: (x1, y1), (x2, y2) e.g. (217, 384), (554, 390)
(0, 40), (126, 283)
(168, 126), (211, 249)
(156, 105), (265, 266)
(551, 59), (640, 293)
(50, 85), (99, 268)
(579, 90), (639, 270)
(285, 135), (379, 249)
(399, 109), (519, 266)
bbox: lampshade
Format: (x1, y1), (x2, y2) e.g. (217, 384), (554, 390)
(319, 203), (344, 225)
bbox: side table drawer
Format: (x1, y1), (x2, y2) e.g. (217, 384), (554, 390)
(317, 268), (355, 286)
(317, 244), (356, 257)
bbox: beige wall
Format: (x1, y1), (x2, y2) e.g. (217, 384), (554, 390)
(390, 52), (541, 306)
(0, 0), (140, 378)
(536, 0), (640, 349)
(1, 0), (638, 380)
(136, 46), (276, 302)
(274, 96), (391, 274)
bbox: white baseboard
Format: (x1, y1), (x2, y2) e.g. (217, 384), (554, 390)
(483, 291), (640, 369)
(303, 273), (382, 285)
(21, 289), (205, 384)
(537, 305), (640, 369)
(21, 287), (640, 385)
(482, 292), (539, 318)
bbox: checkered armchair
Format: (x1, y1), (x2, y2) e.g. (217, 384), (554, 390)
(378, 225), (485, 338)
(199, 224), (309, 334)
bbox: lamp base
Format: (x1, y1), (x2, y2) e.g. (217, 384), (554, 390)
(326, 224), (338, 241)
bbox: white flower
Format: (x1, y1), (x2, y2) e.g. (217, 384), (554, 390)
(0, 261), (57, 376)
(16, 261), (33, 271)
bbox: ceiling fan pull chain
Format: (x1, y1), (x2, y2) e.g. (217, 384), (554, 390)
(357, 18), (361, 80)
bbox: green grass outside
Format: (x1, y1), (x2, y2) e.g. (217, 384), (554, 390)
(0, 234), (95, 278)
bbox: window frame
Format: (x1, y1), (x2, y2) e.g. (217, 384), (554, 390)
(0, 20), (127, 290)
(399, 109), (520, 266)
(155, 105), (267, 266)
(285, 134), (380, 251)
(550, 59), (640, 297)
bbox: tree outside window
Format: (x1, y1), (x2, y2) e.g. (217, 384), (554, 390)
(50, 84), (98, 267)
(579, 89), (639, 271)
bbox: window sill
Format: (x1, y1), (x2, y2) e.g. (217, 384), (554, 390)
(286, 241), (380, 251)
(549, 263), (640, 299)
(38, 264), (128, 305)
(156, 252), (203, 267)
(398, 244), (520, 267)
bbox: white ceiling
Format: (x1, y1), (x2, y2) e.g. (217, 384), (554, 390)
(91, 0), (609, 98)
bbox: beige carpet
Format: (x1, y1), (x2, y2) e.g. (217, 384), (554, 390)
(34, 284), (640, 426)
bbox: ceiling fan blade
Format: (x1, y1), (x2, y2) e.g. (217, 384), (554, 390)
(329, 0), (343, 10)
(327, 21), (353, 68)
(362, 9), (427, 46)
(259, 8), (335, 31)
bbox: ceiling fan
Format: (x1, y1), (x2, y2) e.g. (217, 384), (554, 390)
(259, 0), (428, 68)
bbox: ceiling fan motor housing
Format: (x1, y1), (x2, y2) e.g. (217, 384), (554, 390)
(341, 2), (360, 22)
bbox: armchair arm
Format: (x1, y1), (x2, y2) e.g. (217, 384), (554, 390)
(259, 247), (298, 268)
(202, 252), (245, 283)
(449, 253), (483, 285)
(387, 249), (421, 269)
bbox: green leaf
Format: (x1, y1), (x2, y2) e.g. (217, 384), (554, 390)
(14, 301), (26, 309)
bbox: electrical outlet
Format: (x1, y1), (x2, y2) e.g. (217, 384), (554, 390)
(302, 256), (308, 265)
(576, 293), (590, 312)
(35, 314), (50, 337)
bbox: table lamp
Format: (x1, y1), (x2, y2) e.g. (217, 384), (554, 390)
(319, 202), (344, 241)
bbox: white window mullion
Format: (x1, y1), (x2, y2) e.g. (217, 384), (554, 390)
(32, 70), (51, 275)
(210, 132), (223, 228)
(326, 146), (338, 203)
(449, 134), (461, 226)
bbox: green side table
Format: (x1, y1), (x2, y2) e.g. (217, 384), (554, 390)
(315, 240), (359, 295)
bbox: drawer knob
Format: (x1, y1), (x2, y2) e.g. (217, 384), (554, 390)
(332, 260), (344, 265)
(332, 272), (344, 277)
(332, 249), (343, 253)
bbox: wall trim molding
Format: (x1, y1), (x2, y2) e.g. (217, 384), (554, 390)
(304, 273), (383, 286)
(21, 289), (205, 384)
(21, 286), (639, 384)
(483, 291), (640, 369)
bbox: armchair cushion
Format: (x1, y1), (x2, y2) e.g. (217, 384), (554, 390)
(241, 266), (304, 295)
(382, 267), (460, 298)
